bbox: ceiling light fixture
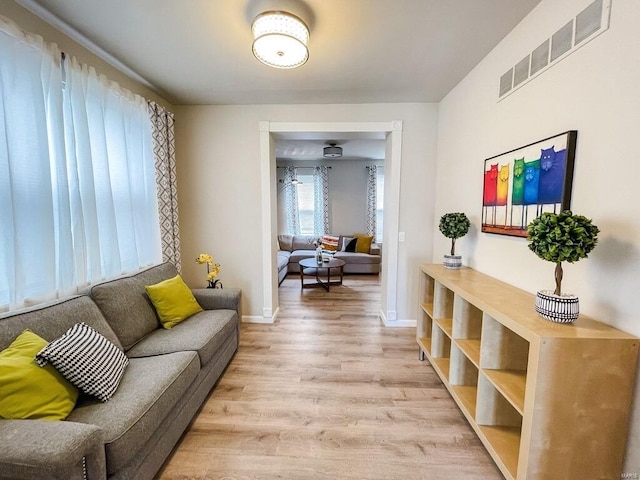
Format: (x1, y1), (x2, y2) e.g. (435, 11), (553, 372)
(323, 143), (343, 158)
(251, 11), (309, 69)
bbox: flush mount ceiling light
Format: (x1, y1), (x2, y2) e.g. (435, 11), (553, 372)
(251, 11), (309, 69)
(323, 143), (343, 158)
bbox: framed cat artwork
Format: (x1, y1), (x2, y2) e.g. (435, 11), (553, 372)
(481, 130), (577, 237)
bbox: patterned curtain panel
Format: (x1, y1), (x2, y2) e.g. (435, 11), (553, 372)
(366, 165), (377, 237)
(283, 166), (300, 235)
(148, 101), (181, 271)
(313, 166), (329, 236)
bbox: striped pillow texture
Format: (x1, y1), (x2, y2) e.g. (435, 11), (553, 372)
(36, 323), (128, 402)
(321, 234), (340, 252)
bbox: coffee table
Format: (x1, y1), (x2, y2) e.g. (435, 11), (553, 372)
(299, 257), (346, 291)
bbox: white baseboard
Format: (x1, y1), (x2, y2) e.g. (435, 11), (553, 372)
(379, 309), (416, 327)
(242, 307), (279, 324)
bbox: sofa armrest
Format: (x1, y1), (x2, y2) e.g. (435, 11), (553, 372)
(370, 243), (381, 256)
(192, 288), (241, 317)
(0, 419), (105, 480)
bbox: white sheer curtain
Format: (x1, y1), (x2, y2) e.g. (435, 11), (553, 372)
(313, 166), (329, 236)
(0, 18), (71, 309)
(0, 16), (161, 311)
(63, 56), (161, 284)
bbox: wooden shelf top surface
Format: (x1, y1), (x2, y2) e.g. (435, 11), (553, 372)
(421, 264), (637, 341)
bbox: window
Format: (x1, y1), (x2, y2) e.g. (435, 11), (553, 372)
(1, 18), (161, 311)
(296, 174), (315, 235)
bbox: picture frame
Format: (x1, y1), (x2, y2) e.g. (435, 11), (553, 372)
(481, 130), (577, 237)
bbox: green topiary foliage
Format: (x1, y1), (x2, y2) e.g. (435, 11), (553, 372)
(527, 210), (600, 295)
(439, 212), (471, 256)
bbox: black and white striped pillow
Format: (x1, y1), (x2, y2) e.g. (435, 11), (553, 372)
(36, 323), (128, 402)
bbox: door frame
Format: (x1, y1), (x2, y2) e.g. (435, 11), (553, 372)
(259, 120), (403, 324)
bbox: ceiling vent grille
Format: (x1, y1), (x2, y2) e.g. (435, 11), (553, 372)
(498, 0), (611, 100)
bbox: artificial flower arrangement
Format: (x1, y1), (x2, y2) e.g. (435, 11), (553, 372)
(195, 253), (222, 289)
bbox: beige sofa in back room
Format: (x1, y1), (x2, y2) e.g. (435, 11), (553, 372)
(277, 234), (381, 284)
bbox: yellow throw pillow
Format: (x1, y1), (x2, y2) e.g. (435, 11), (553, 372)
(0, 330), (78, 421)
(145, 274), (203, 329)
(353, 234), (374, 254)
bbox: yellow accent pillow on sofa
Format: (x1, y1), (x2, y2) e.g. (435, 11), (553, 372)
(145, 274), (203, 329)
(0, 330), (78, 421)
(353, 234), (374, 254)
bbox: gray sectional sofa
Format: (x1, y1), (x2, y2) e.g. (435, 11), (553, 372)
(277, 234), (381, 284)
(0, 262), (240, 480)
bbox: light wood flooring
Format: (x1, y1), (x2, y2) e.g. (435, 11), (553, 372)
(157, 275), (502, 480)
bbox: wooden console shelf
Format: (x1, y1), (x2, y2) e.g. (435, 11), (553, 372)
(417, 264), (638, 480)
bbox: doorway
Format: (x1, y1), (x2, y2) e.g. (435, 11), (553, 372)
(259, 121), (403, 325)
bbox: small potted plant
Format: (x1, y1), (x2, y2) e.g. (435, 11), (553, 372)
(439, 212), (471, 269)
(527, 210), (599, 323)
(195, 253), (223, 288)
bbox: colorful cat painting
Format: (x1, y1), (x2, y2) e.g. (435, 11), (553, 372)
(538, 146), (567, 205)
(511, 158), (525, 205)
(483, 163), (499, 226)
(523, 159), (540, 206)
(483, 163), (498, 206)
(496, 164), (510, 206)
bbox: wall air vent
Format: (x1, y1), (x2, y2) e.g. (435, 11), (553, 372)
(498, 0), (611, 100)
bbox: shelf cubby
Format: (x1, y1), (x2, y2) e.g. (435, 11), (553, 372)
(477, 374), (522, 479)
(417, 305), (433, 358)
(433, 281), (454, 320)
(417, 264), (639, 480)
(455, 339), (481, 368)
(431, 320), (451, 356)
(480, 314), (529, 414)
(450, 344), (479, 418)
(434, 317), (453, 338)
(452, 295), (483, 368)
(452, 295), (483, 339)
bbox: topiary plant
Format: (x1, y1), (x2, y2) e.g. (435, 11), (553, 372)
(439, 212), (471, 256)
(527, 210), (600, 296)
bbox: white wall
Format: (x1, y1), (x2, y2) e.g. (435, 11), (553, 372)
(435, 0), (640, 471)
(275, 159), (384, 236)
(174, 103), (438, 322)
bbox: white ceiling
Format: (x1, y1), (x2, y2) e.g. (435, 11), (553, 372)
(17, 0), (541, 161)
(18, 0), (541, 106)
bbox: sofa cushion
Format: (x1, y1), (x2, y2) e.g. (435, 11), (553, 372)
(144, 274), (203, 329)
(0, 330), (78, 420)
(277, 234), (294, 252)
(89, 277), (159, 351)
(89, 263), (179, 350)
(66, 351), (199, 475)
(289, 250), (316, 265)
(291, 235), (318, 251)
(334, 251), (382, 264)
(126, 309), (237, 367)
(0, 296), (122, 351)
(36, 323), (128, 402)
(277, 251), (290, 271)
